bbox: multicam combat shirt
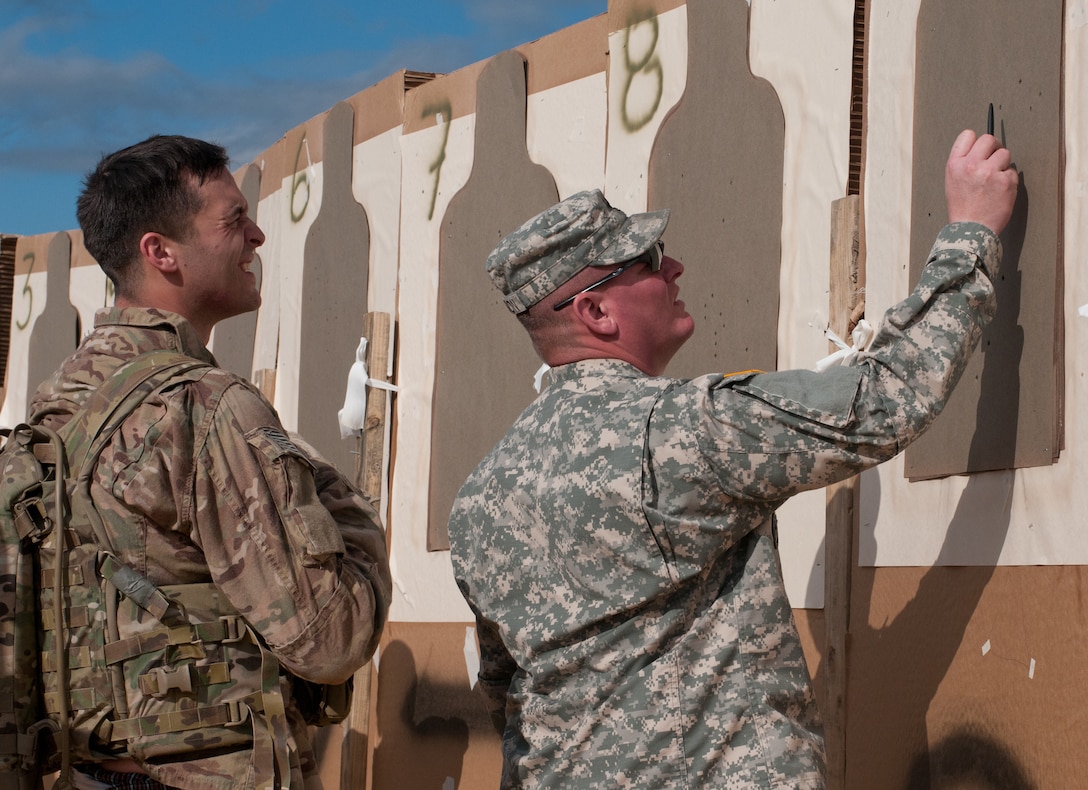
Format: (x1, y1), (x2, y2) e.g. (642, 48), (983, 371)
(29, 307), (392, 790)
(450, 223), (1001, 789)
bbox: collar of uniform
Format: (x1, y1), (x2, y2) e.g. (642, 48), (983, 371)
(545, 357), (649, 388)
(92, 306), (217, 365)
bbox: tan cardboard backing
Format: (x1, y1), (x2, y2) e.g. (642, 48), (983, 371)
(515, 12), (609, 94)
(370, 622), (500, 789)
(68, 230), (96, 270)
(257, 110), (330, 203)
(847, 562), (1086, 788)
(608, 0), (686, 33)
(402, 61), (487, 136)
(349, 70), (415, 146)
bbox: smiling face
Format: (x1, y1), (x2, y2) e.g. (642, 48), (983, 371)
(170, 167), (265, 335)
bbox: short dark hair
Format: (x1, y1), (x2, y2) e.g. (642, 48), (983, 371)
(76, 134), (230, 296)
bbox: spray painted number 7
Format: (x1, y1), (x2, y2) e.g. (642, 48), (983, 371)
(422, 100), (452, 221)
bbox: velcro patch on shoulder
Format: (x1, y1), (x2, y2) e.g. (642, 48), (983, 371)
(720, 369), (764, 385)
(250, 426), (302, 459)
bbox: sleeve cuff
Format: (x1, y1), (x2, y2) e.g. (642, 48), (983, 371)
(935, 222), (1002, 280)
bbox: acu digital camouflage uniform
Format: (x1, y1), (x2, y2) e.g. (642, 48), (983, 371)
(29, 306), (393, 790)
(450, 215), (1001, 788)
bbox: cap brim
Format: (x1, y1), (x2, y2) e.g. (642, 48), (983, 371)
(587, 207), (670, 268)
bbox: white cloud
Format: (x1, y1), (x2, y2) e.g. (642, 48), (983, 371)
(0, 0), (606, 233)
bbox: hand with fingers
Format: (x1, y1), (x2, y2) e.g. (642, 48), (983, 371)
(945, 128), (1019, 235)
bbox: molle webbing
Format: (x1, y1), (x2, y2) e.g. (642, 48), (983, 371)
(31, 351), (293, 788)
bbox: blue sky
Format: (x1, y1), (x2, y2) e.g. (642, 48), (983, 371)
(0, 0), (606, 236)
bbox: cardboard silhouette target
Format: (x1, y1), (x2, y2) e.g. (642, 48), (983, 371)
(905, 0), (1062, 478)
(299, 102), (372, 476)
(28, 232), (80, 398)
(428, 50), (560, 550)
(648, 0), (785, 378)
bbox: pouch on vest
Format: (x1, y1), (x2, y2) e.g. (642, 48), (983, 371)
(0, 424), (63, 790)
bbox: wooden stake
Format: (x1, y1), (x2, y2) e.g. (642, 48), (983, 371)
(355, 312), (392, 500)
(253, 368), (276, 403)
(342, 311), (393, 790)
(824, 194), (862, 790)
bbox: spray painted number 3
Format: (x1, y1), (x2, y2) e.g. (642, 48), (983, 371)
(621, 12), (664, 133)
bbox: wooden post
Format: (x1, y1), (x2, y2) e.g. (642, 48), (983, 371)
(253, 369), (277, 403)
(353, 312), (393, 499)
(824, 195), (863, 789)
(342, 311), (392, 790)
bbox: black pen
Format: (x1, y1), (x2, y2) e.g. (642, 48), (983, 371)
(987, 103), (994, 136)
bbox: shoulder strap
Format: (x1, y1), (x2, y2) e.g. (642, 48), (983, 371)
(47, 351), (215, 781)
(61, 350), (212, 480)
(61, 350), (212, 614)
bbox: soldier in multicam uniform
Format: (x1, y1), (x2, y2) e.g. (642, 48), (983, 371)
(29, 135), (392, 789)
(448, 129), (1019, 788)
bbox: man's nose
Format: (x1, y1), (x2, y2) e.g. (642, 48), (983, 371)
(249, 220), (266, 247)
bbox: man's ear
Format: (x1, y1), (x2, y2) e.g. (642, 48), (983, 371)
(571, 293), (618, 337)
(138, 231), (179, 274)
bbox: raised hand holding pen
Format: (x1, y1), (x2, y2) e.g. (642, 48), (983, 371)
(945, 128), (1018, 235)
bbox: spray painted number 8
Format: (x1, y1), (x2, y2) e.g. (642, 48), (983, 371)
(621, 12), (664, 133)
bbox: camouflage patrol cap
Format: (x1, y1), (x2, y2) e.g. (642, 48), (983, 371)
(487, 189), (669, 314)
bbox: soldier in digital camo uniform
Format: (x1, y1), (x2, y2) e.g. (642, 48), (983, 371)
(449, 129), (1019, 788)
(29, 136), (392, 789)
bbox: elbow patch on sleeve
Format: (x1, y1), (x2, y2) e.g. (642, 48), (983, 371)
(246, 426), (347, 566)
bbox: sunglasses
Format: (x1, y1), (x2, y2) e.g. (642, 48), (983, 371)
(552, 241), (665, 311)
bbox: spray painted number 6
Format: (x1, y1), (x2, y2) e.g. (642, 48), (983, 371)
(621, 12), (664, 133)
(290, 133), (311, 223)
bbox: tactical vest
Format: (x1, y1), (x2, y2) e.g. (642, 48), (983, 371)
(1, 351), (346, 789)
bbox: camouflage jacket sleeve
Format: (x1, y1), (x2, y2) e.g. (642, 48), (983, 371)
(458, 588), (516, 734)
(670, 222), (1001, 502)
(194, 379), (392, 685)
